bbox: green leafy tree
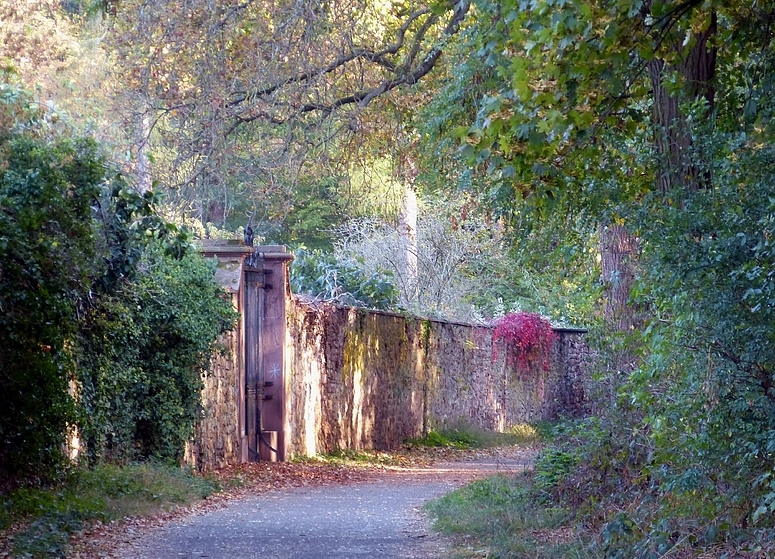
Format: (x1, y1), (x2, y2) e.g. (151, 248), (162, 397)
(0, 84), (234, 483)
(0, 129), (100, 483)
(423, 0), (775, 553)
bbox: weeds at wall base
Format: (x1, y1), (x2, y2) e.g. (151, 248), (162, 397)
(405, 421), (547, 450)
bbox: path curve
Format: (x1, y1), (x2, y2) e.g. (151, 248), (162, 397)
(98, 449), (535, 559)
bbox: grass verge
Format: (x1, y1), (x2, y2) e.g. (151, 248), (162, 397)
(294, 422), (549, 467)
(291, 448), (411, 467)
(0, 462), (218, 558)
(425, 472), (591, 558)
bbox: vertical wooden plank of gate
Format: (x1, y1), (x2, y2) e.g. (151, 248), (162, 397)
(244, 267), (261, 461)
(257, 246), (294, 461)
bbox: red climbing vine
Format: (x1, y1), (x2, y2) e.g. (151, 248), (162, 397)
(492, 312), (557, 372)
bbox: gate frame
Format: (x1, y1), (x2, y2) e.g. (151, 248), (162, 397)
(200, 240), (294, 463)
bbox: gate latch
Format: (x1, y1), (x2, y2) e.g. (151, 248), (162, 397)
(257, 381), (274, 401)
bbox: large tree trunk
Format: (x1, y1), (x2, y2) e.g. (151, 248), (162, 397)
(647, 14), (717, 194)
(599, 223), (641, 381)
(600, 14), (718, 373)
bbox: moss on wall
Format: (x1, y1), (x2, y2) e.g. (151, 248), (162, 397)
(184, 317), (241, 471)
(186, 277), (592, 465)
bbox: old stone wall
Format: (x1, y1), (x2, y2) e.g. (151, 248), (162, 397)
(186, 243), (590, 468)
(285, 304), (424, 456)
(285, 297), (589, 457)
(184, 296), (242, 471)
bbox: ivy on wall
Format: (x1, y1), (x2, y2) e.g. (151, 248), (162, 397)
(493, 312), (557, 373)
(0, 83), (237, 485)
(75, 248), (238, 464)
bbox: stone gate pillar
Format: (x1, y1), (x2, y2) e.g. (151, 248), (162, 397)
(195, 240), (252, 470)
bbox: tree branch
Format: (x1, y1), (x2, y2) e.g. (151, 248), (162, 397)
(232, 1), (471, 127)
(228, 7), (433, 107)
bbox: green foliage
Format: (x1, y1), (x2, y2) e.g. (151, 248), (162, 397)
(532, 128), (775, 555)
(272, 177), (345, 251)
(466, 228), (602, 327)
(301, 449), (405, 467)
(0, 122), (103, 482)
(418, 0), (775, 554)
(0, 84), (234, 483)
(422, 0), (651, 214)
(289, 247), (399, 310)
(620, 132), (775, 539)
(534, 448), (580, 491)
(426, 474), (587, 558)
(94, 184), (193, 291)
(407, 421), (543, 449)
(525, 415), (656, 553)
(75, 248), (238, 463)
(1, 462), (218, 558)
(418, 58), (602, 326)
(410, 431), (455, 448)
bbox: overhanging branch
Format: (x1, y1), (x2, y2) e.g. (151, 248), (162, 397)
(231, 0), (471, 128)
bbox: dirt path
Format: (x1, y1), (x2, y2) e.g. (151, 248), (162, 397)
(72, 449), (535, 559)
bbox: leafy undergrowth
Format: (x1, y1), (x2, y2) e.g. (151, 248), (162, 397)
(425, 472), (590, 559)
(0, 462), (217, 558)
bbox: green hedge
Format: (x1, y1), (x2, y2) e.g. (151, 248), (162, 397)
(0, 83), (236, 486)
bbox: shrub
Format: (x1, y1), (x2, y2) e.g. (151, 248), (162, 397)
(0, 84), (234, 483)
(75, 248), (238, 463)
(492, 311), (557, 371)
(0, 130), (103, 483)
(290, 247), (399, 310)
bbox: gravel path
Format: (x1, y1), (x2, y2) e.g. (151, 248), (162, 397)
(94, 450), (535, 559)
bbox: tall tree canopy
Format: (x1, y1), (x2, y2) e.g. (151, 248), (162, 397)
(107, 0), (471, 224)
(443, 0), (774, 206)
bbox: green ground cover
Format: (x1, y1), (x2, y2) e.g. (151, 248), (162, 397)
(0, 463), (218, 558)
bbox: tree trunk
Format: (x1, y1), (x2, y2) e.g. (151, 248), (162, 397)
(599, 224), (639, 333)
(398, 179), (418, 305)
(136, 105), (152, 193)
(647, 14), (717, 194)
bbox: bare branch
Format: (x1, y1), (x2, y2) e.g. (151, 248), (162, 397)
(232, 0), (471, 127)
(229, 7), (433, 106)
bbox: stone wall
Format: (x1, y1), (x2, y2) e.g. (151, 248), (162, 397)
(184, 319), (242, 471)
(285, 297), (589, 457)
(186, 243), (591, 468)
